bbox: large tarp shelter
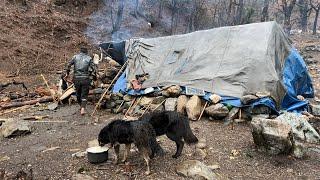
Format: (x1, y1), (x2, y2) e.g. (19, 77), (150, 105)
(111, 21), (314, 112)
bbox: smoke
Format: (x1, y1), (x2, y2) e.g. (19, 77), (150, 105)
(84, 0), (151, 44)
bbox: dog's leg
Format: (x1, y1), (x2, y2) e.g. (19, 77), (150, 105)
(149, 139), (164, 158)
(113, 144), (120, 164)
(122, 143), (131, 163)
(167, 133), (184, 158)
(172, 140), (184, 158)
(142, 148), (151, 175)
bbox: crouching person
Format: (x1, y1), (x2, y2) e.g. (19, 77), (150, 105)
(63, 47), (97, 115)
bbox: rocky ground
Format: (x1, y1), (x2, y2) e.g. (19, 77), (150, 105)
(0, 104), (320, 179)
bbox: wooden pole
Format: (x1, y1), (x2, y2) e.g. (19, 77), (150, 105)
(124, 97), (137, 117)
(197, 101), (208, 121)
(139, 101), (153, 118)
(129, 96), (141, 115)
(116, 100), (125, 113)
(91, 61), (128, 116)
(151, 99), (166, 112)
(232, 108), (241, 130)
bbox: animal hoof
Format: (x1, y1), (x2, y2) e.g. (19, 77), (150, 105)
(121, 159), (126, 163)
(145, 170), (151, 175)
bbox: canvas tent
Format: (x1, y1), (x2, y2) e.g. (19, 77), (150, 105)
(108, 21), (313, 112)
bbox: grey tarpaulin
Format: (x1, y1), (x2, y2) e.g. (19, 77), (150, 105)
(124, 22), (293, 106)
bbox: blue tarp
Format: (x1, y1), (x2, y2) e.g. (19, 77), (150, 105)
(281, 48), (314, 112)
(112, 48), (313, 113)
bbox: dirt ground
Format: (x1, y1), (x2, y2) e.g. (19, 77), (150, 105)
(1, 104), (320, 180)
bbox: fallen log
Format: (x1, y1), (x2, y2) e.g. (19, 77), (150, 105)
(0, 105), (31, 116)
(0, 96), (53, 110)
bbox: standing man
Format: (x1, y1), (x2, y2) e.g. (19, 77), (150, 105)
(64, 47), (96, 115)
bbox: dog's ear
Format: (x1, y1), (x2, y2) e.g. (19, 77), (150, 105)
(98, 127), (110, 146)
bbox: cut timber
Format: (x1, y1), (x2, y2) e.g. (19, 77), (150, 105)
(0, 96), (53, 110)
(0, 105), (31, 116)
(59, 85), (76, 101)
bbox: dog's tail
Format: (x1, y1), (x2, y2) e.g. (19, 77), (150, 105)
(182, 117), (198, 144)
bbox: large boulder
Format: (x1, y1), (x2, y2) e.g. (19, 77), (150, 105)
(186, 96), (202, 121)
(165, 98), (177, 111)
(240, 94), (258, 105)
(251, 105), (271, 115)
(177, 95), (188, 114)
(0, 119), (31, 138)
(251, 117), (294, 155)
(205, 103), (229, 120)
(139, 97), (154, 107)
(152, 96), (166, 104)
(162, 85), (182, 97)
(176, 160), (217, 180)
(276, 112), (320, 144)
(209, 94), (221, 104)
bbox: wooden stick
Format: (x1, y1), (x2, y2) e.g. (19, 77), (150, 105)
(41, 74), (57, 103)
(125, 97), (137, 117)
(197, 101), (208, 121)
(116, 100), (125, 113)
(0, 96), (53, 110)
(140, 102), (153, 118)
(151, 99), (166, 112)
(130, 96), (141, 115)
(233, 108), (241, 130)
(91, 61), (128, 116)
(0, 105), (31, 116)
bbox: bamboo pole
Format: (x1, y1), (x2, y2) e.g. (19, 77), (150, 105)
(197, 101), (208, 121)
(91, 61), (128, 116)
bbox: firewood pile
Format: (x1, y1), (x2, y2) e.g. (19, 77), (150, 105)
(0, 56), (122, 112)
(0, 80), (56, 111)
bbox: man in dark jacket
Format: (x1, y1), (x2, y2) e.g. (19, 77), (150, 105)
(64, 47), (96, 115)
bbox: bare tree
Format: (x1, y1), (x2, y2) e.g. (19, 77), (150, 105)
(278, 0), (297, 33)
(297, 0), (312, 32)
(310, 0), (320, 34)
(261, 0), (270, 22)
(133, 0), (139, 18)
(227, 0), (237, 25)
(234, 0), (245, 25)
(158, 0), (164, 19)
(110, 0), (125, 33)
